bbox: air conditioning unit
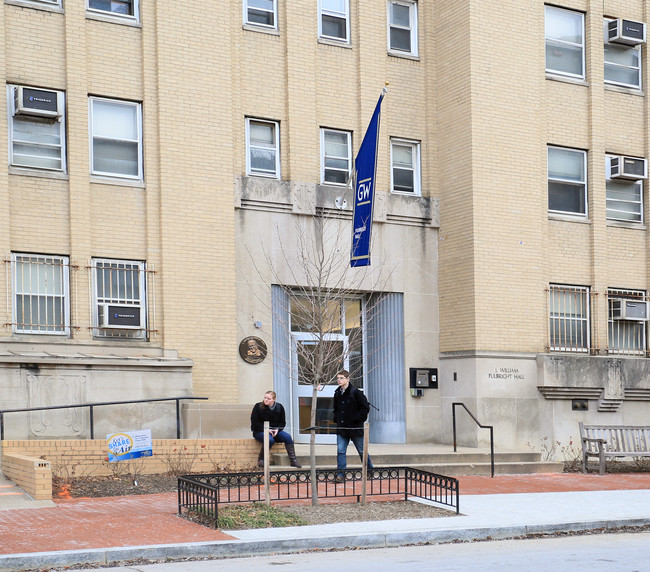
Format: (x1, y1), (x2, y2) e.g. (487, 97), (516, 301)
(608, 19), (646, 45)
(612, 299), (649, 321)
(608, 156), (648, 180)
(98, 304), (142, 329)
(14, 86), (62, 118)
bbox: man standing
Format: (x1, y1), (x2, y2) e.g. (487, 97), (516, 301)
(250, 391), (302, 468)
(333, 370), (373, 479)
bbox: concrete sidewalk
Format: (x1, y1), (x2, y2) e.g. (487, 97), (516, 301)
(0, 473), (649, 571)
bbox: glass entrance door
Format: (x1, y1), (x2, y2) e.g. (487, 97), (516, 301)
(292, 333), (347, 444)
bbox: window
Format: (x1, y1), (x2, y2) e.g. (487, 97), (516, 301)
(606, 155), (643, 223)
(388, 1), (418, 56)
(90, 97), (142, 180)
(7, 86), (65, 172)
(246, 118), (280, 178)
(319, 0), (349, 42)
(548, 285), (590, 352)
(87, 0), (138, 20)
(93, 259), (147, 339)
(545, 6), (585, 79)
(11, 253), (69, 335)
(10, 0), (61, 7)
(321, 129), (351, 185)
(548, 146), (587, 216)
(604, 19), (642, 89)
(608, 289), (647, 355)
(391, 139), (420, 195)
(244, 0), (277, 29)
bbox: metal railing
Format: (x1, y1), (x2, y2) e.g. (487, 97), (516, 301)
(0, 396), (208, 440)
(452, 402), (494, 478)
(178, 466), (460, 528)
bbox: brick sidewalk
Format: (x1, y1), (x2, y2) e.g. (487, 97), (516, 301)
(0, 472), (648, 556)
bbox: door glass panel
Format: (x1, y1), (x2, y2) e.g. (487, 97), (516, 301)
(297, 340), (343, 385)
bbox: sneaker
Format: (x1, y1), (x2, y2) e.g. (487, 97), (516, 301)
(334, 473), (345, 482)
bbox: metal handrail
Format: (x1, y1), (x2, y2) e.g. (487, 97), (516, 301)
(452, 402), (495, 478)
(0, 396), (208, 440)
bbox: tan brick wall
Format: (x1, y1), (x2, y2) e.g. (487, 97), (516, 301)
(2, 452), (52, 500)
(1, 438), (259, 480)
(2, 0), (650, 425)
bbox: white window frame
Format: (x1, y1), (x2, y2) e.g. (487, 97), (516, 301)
(11, 253), (70, 336)
(318, 0), (350, 43)
(390, 138), (421, 195)
(387, 0), (418, 56)
(607, 289), (647, 355)
(89, 97), (143, 181)
(548, 284), (590, 353)
(547, 146), (588, 217)
(86, 0), (139, 22)
(605, 154), (643, 223)
(243, 0), (277, 30)
(545, 5), (585, 80)
(246, 118), (280, 179)
(7, 85), (66, 173)
(603, 18), (642, 89)
(7, 0), (62, 8)
(321, 128), (351, 185)
(92, 258), (147, 340)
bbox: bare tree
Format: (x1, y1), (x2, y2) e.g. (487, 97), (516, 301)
(246, 202), (394, 504)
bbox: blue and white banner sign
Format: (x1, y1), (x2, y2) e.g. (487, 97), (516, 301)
(351, 93), (385, 267)
(107, 429), (153, 462)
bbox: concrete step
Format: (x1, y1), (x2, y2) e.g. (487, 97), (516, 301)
(267, 443), (564, 476)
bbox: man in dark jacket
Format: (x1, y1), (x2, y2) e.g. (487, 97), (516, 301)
(333, 369), (373, 479)
(250, 390), (302, 468)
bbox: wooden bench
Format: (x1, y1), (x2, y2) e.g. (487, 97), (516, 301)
(579, 422), (650, 475)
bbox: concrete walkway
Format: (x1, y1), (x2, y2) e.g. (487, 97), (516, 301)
(0, 473), (649, 571)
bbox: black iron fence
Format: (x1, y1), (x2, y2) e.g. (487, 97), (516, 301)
(0, 397), (208, 440)
(178, 466), (460, 528)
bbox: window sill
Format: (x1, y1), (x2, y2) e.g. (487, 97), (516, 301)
(390, 190), (422, 197)
(5, 0), (63, 13)
(318, 37), (352, 49)
(242, 23), (280, 36)
(9, 166), (68, 180)
(387, 51), (420, 61)
(90, 176), (145, 189)
(548, 213), (590, 224)
(86, 11), (141, 27)
(605, 83), (644, 96)
(607, 220), (647, 230)
(545, 73), (589, 88)
(246, 172), (280, 180)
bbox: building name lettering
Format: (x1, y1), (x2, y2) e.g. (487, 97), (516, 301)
(488, 367), (525, 381)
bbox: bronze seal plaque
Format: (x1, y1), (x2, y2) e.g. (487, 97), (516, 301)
(239, 336), (267, 364)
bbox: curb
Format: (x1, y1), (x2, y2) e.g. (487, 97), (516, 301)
(1, 518), (649, 571)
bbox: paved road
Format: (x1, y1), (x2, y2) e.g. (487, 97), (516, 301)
(80, 531), (650, 572)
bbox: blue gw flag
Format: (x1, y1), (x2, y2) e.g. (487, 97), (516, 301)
(350, 92), (385, 267)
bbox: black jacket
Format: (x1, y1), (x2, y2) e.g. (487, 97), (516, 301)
(333, 384), (370, 430)
(250, 401), (287, 433)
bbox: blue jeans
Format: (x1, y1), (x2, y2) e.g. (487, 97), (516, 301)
(253, 430), (293, 448)
(337, 429), (373, 472)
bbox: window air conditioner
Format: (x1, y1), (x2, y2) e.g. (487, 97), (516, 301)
(608, 19), (646, 46)
(98, 304), (142, 329)
(611, 299), (649, 321)
(608, 156), (648, 180)
(14, 86), (62, 118)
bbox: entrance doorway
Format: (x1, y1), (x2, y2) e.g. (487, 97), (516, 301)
(292, 333), (347, 444)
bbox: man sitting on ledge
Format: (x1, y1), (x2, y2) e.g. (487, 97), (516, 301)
(250, 390), (302, 468)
